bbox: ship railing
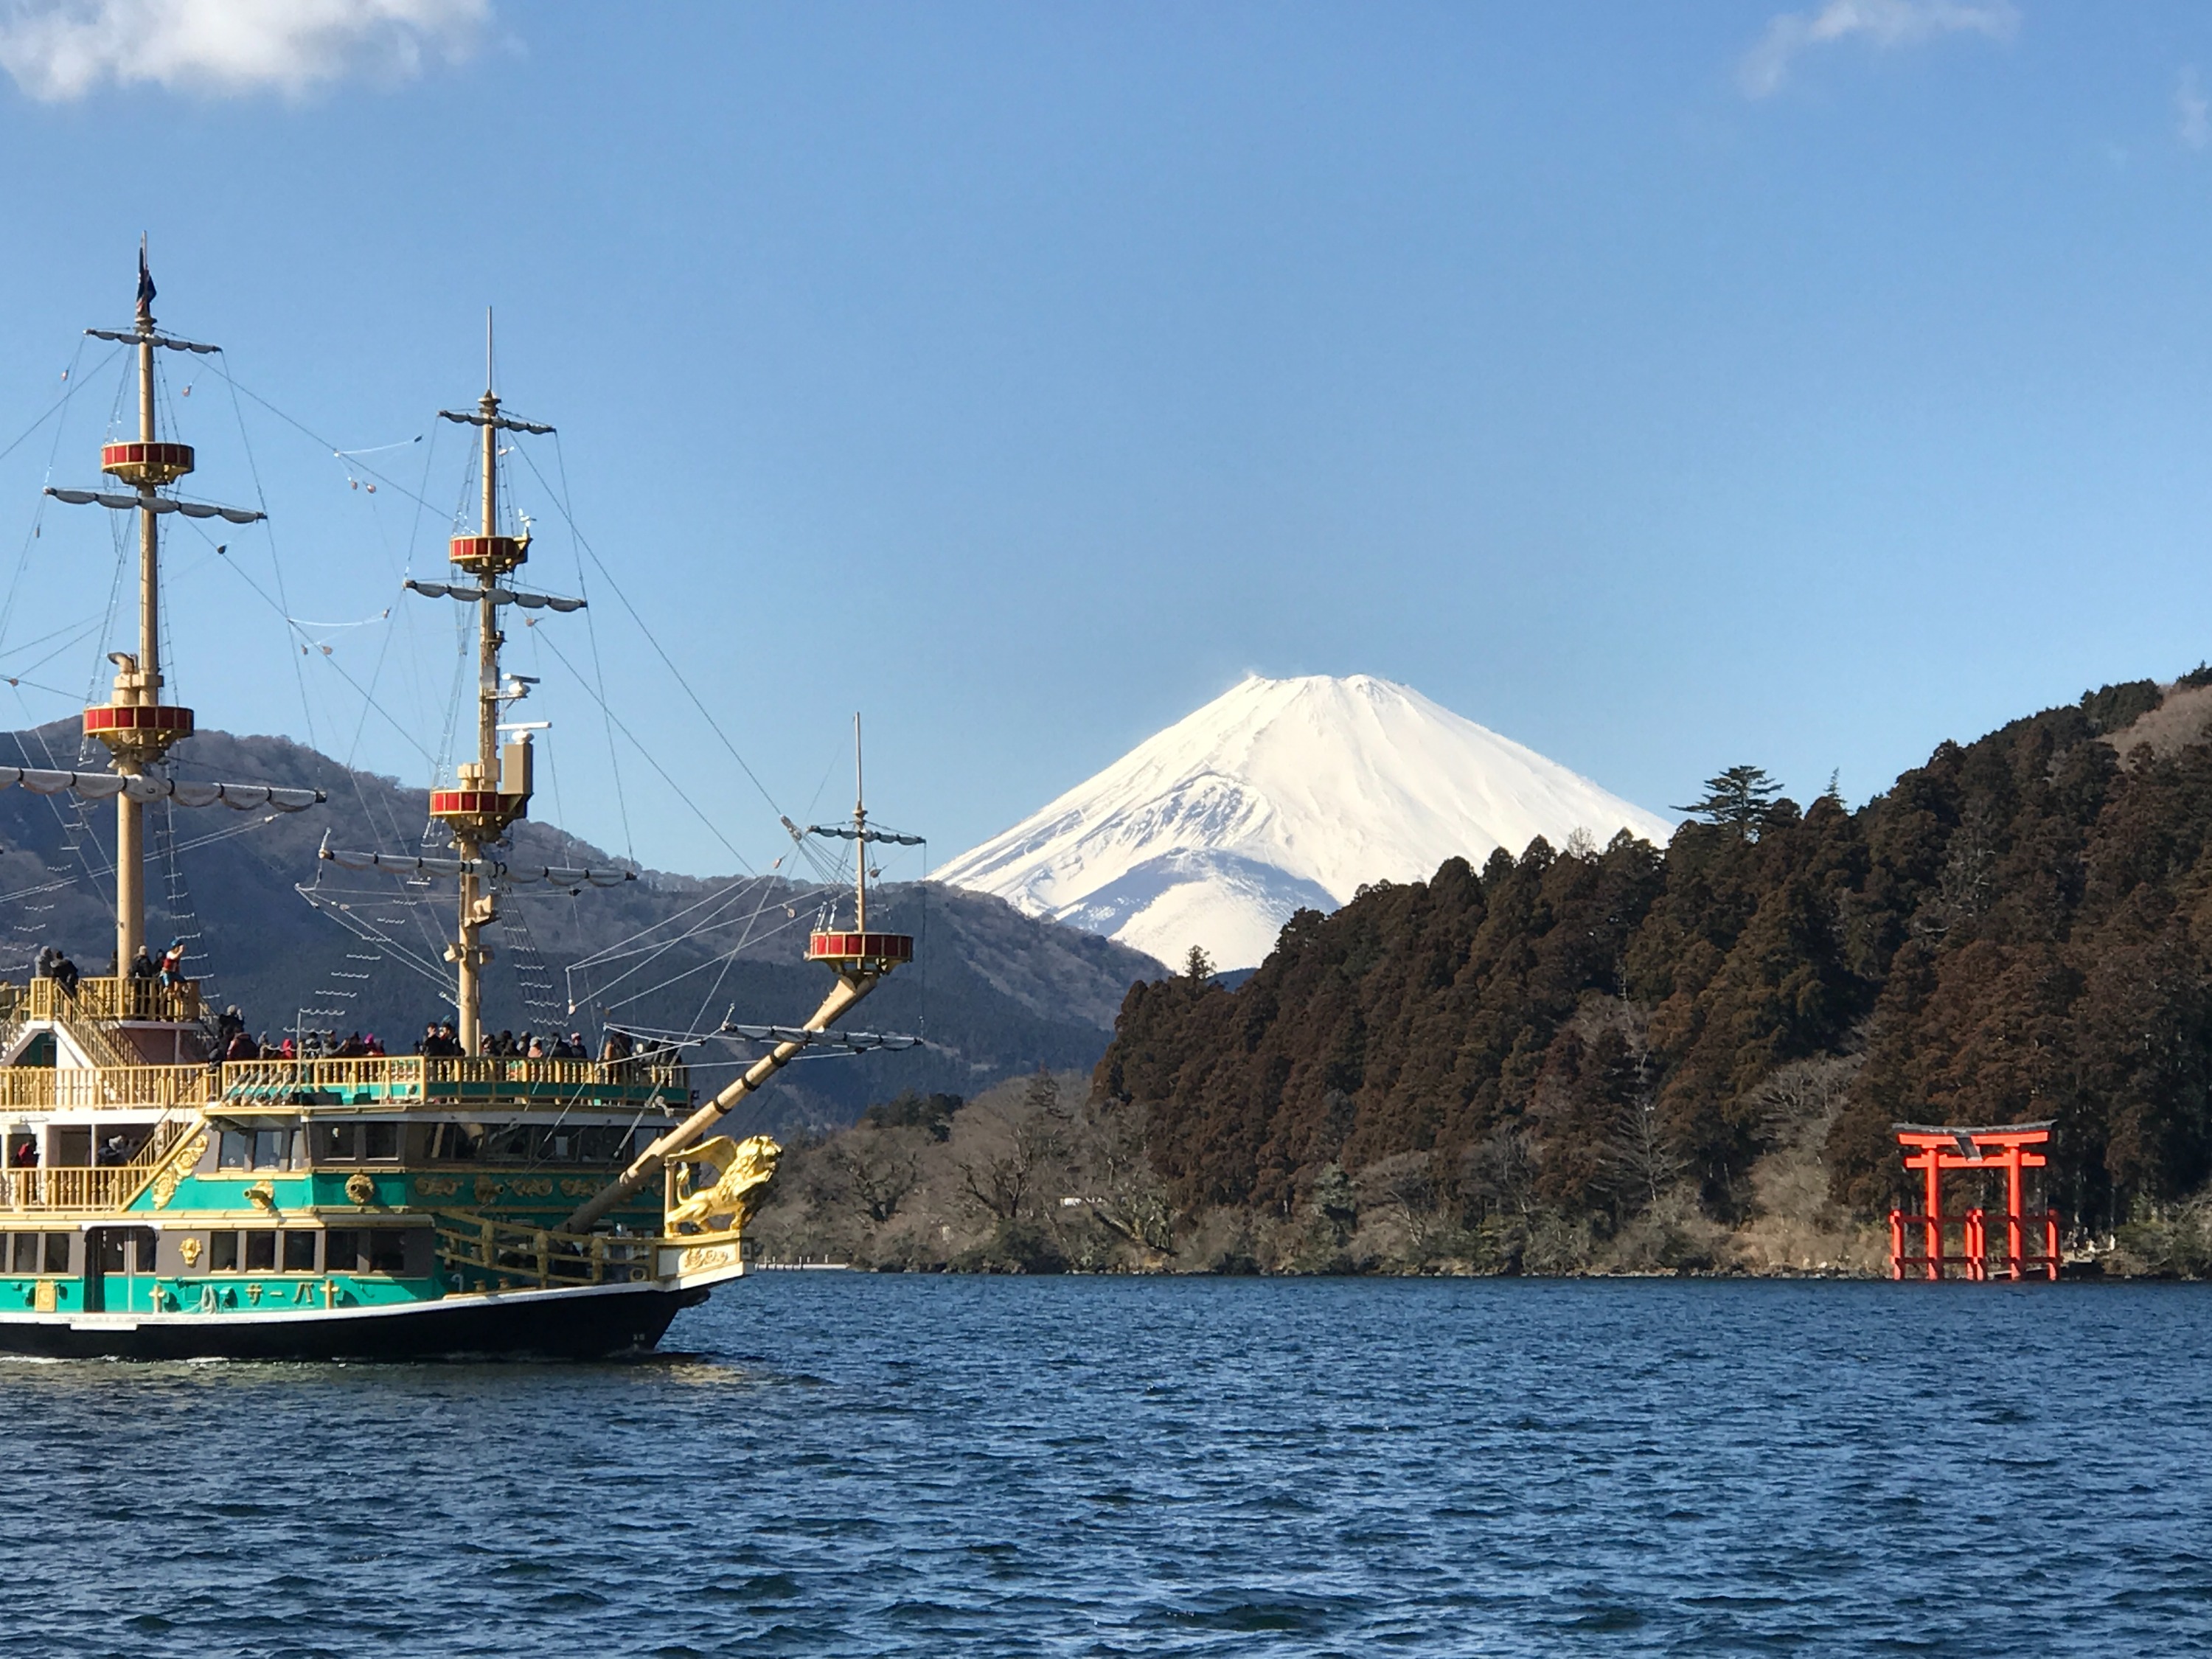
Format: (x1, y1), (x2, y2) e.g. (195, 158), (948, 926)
(0, 1166), (139, 1211)
(0, 1115), (195, 1212)
(434, 1214), (655, 1290)
(0, 1119), (199, 1221)
(221, 1054), (689, 1101)
(15, 975), (204, 1026)
(0, 1054), (686, 1116)
(0, 1065), (221, 1111)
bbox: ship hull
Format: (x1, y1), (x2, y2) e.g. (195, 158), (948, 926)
(0, 1279), (708, 1362)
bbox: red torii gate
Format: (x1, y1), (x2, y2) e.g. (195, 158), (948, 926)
(1889, 1122), (2060, 1281)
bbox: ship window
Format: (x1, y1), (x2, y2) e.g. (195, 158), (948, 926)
(243, 1231), (276, 1272)
(316, 1124), (358, 1161)
(41, 1234), (66, 1274)
(577, 1126), (629, 1161)
(325, 1228), (364, 1273)
(209, 1231), (239, 1273)
(366, 1231), (406, 1274)
(283, 1231), (317, 1272)
(363, 1123), (399, 1161)
(130, 1228), (156, 1273)
(9, 1234), (32, 1272)
(218, 1130), (250, 1169)
(486, 1124), (532, 1161)
(251, 1130), (290, 1171)
(431, 1122), (484, 1161)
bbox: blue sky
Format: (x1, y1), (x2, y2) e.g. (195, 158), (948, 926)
(0, 1), (2209, 877)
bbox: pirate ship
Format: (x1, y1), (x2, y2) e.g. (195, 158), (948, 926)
(0, 255), (911, 1359)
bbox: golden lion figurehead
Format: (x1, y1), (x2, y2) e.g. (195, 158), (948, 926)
(663, 1134), (781, 1235)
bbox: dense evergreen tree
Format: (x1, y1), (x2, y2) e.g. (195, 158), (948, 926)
(1096, 675), (2212, 1235)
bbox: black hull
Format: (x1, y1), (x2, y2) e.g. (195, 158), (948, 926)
(0, 1281), (709, 1362)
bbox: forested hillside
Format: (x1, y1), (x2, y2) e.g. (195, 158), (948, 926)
(1096, 672), (2212, 1264)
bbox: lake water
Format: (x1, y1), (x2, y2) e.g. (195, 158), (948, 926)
(10, 1276), (2212, 1656)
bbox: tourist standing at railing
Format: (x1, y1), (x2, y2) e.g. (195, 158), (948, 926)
(53, 954), (78, 997)
(128, 945), (155, 981)
(156, 939), (187, 990)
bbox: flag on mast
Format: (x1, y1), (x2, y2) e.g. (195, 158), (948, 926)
(136, 240), (155, 319)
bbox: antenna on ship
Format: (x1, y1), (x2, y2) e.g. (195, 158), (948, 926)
(852, 712), (868, 931)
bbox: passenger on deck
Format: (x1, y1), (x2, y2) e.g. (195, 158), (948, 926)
(11, 1139), (35, 1168)
(223, 1029), (260, 1062)
(32, 946), (53, 979)
(53, 954), (79, 996)
(278, 1036), (296, 1060)
(526, 1033), (546, 1059)
(216, 1005), (245, 1047)
(335, 1032), (366, 1059)
(600, 1029), (633, 1062)
(128, 945), (156, 980)
(365, 1033), (386, 1057)
(156, 939), (187, 988)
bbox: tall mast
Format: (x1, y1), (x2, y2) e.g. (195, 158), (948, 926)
(425, 310), (555, 1054)
(86, 242), (199, 975)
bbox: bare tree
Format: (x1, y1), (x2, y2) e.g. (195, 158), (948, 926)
(827, 1133), (920, 1225)
(1463, 1127), (1540, 1221)
(1076, 1096), (1174, 1252)
(956, 1077), (1071, 1224)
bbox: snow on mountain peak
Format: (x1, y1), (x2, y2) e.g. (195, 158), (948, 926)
(934, 674), (1674, 970)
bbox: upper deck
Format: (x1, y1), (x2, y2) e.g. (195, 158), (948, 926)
(0, 975), (688, 1115)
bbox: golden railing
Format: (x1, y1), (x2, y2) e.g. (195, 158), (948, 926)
(0, 1053), (681, 1115)
(0, 1065), (220, 1111)
(434, 1214), (655, 1290)
(0, 1165), (139, 1211)
(223, 1054), (688, 1096)
(0, 1116), (196, 1213)
(22, 975), (203, 1025)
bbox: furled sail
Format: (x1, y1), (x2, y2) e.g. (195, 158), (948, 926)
(83, 327), (221, 355)
(0, 768), (321, 809)
(44, 487), (264, 524)
(319, 844), (633, 886)
(718, 1022), (923, 1053)
(403, 578), (585, 613)
(805, 824), (926, 845)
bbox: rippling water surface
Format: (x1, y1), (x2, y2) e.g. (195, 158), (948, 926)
(10, 1276), (2212, 1655)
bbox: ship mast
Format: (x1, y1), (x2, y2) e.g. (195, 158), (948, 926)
(563, 713), (917, 1234)
(426, 313), (545, 1054)
(36, 249), (315, 980)
(86, 245), (202, 973)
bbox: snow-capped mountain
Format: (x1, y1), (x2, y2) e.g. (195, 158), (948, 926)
(934, 674), (1675, 970)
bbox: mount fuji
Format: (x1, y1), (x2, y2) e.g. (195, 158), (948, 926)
(934, 675), (1676, 971)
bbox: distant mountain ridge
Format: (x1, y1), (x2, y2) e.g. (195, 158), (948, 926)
(936, 674), (1673, 968)
(0, 721), (1162, 1130)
